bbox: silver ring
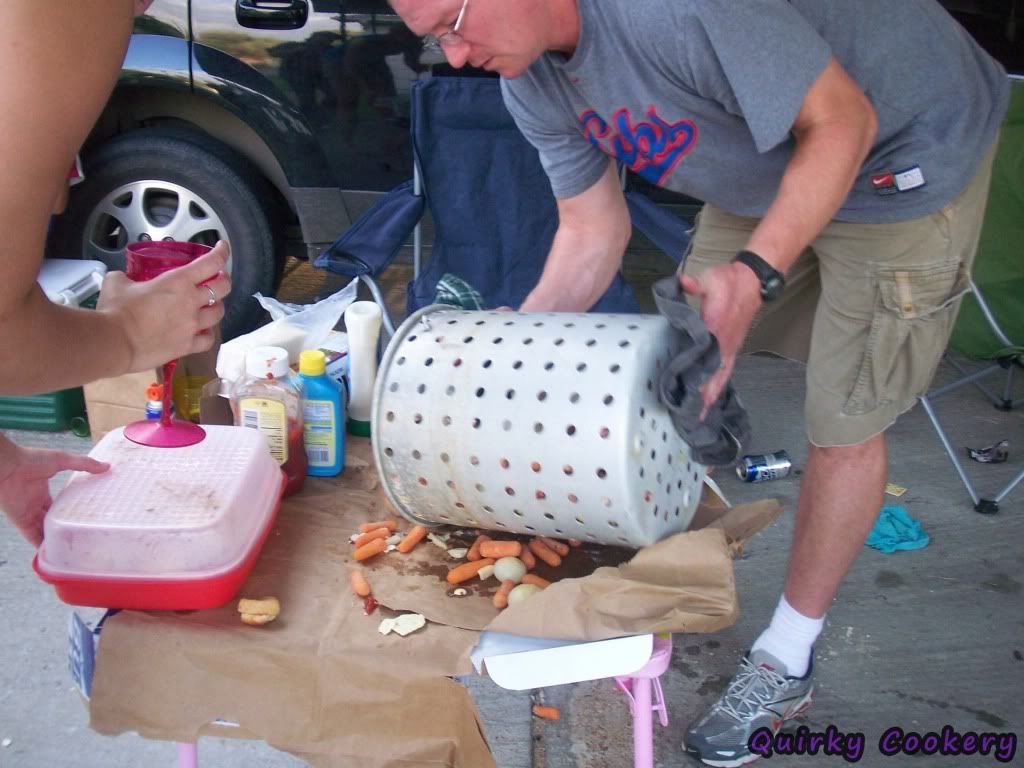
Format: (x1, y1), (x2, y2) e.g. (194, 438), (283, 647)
(205, 285), (217, 307)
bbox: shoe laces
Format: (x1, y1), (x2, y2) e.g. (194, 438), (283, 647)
(717, 657), (790, 722)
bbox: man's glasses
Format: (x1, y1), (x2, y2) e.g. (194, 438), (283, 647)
(422, 0), (470, 51)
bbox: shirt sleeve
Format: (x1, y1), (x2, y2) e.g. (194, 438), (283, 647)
(670, 0), (832, 153)
(501, 71), (608, 200)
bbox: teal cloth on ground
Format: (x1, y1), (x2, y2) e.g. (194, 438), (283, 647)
(865, 505), (930, 554)
(433, 273), (486, 310)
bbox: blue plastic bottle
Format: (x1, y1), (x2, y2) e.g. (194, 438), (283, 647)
(298, 350), (345, 476)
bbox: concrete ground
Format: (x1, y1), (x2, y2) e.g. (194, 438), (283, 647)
(1, 255), (1021, 767)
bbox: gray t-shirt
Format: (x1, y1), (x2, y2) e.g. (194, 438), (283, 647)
(501, 0), (1009, 223)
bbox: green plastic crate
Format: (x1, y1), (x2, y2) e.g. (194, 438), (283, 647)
(0, 388), (88, 434)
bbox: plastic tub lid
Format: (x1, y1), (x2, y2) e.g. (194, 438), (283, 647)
(37, 425), (284, 580)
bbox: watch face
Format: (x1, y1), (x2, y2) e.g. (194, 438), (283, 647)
(763, 274), (785, 302)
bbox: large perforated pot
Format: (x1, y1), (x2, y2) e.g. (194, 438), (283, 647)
(371, 306), (706, 548)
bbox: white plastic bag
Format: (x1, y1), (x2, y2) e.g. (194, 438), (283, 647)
(216, 278), (358, 385)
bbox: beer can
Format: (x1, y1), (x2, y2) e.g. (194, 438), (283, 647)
(736, 451), (792, 483)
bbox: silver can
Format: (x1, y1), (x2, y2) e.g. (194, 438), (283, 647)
(736, 451), (792, 483)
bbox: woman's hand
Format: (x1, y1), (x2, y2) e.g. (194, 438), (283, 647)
(99, 241), (231, 373)
(0, 438), (109, 547)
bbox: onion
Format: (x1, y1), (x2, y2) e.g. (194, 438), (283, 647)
(507, 583), (541, 606)
(493, 557), (527, 584)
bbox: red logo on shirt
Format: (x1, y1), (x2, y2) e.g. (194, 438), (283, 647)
(871, 172), (895, 189)
(580, 106), (697, 186)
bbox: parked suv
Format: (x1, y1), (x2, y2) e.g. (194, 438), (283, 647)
(49, 0), (1021, 339)
(50, 0), (439, 338)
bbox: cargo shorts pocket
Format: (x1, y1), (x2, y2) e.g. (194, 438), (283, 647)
(842, 260), (970, 416)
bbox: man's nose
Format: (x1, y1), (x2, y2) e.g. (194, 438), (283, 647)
(443, 40), (471, 68)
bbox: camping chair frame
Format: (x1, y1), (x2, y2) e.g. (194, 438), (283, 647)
(919, 279), (1024, 514)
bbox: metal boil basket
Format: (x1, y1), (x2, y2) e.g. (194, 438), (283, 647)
(371, 306), (707, 548)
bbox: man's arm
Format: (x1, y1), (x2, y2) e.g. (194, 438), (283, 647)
(0, 1), (229, 395)
(519, 160), (632, 312)
(683, 57), (878, 411)
(744, 57), (878, 273)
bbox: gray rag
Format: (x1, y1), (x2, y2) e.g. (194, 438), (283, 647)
(652, 276), (751, 466)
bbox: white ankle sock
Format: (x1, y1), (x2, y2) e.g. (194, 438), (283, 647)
(750, 596), (824, 677)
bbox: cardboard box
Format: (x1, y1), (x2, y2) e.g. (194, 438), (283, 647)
(83, 343), (220, 443)
(82, 370), (156, 442)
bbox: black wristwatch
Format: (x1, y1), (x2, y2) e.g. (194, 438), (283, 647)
(733, 250), (785, 302)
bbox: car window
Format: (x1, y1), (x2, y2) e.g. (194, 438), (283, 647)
(193, 0), (438, 193)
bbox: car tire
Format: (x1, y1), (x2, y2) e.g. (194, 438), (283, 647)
(49, 128), (280, 340)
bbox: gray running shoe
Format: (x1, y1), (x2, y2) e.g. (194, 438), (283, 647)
(684, 649), (814, 767)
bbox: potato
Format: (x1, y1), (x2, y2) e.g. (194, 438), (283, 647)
(493, 557), (527, 584)
(507, 583), (542, 606)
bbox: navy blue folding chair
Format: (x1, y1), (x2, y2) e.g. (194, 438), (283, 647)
(315, 76), (691, 328)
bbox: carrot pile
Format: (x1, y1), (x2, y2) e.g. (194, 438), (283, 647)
(348, 517), (581, 615)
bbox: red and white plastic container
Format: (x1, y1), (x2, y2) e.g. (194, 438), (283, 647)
(34, 425), (285, 610)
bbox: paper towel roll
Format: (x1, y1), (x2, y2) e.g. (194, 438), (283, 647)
(344, 301), (382, 435)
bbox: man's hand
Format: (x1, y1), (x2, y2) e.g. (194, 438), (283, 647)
(99, 241), (231, 374)
(0, 442), (109, 547)
(680, 262), (762, 416)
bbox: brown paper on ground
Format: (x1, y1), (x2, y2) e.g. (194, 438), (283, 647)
(89, 442), (494, 768)
(485, 528), (737, 641)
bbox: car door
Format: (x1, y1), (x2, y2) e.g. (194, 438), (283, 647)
(192, 0), (432, 202)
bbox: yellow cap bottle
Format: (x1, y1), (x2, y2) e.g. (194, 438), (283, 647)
(299, 349), (326, 377)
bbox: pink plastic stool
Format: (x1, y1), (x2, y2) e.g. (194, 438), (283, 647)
(614, 636), (673, 768)
(177, 743), (198, 767)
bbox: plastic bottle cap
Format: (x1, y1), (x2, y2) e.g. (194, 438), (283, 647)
(246, 346), (291, 379)
(299, 349), (326, 376)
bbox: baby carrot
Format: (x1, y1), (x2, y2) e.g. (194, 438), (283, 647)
(519, 546), (537, 570)
(532, 705), (561, 721)
(358, 520), (398, 533)
(538, 537), (569, 557)
(354, 538), (387, 561)
(353, 527), (390, 548)
(398, 525), (430, 554)
(521, 574), (551, 589)
(447, 558), (495, 584)
(568, 538), (582, 548)
(493, 579), (516, 610)
(528, 539), (562, 568)
(480, 540), (523, 559)
(467, 534), (491, 561)
(350, 570), (371, 598)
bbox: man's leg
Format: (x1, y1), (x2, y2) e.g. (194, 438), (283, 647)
(745, 435), (885, 680)
(784, 435), (886, 619)
(685, 141), (996, 767)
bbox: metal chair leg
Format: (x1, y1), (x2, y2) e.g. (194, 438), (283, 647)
(358, 275), (395, 339)
(921, 368), (1022, 513)
(919, 395), (983, 510)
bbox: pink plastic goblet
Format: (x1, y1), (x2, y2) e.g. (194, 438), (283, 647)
(122, 241), (211, 448)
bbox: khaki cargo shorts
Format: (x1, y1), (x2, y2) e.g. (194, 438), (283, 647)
(682, 143), (997, 447)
